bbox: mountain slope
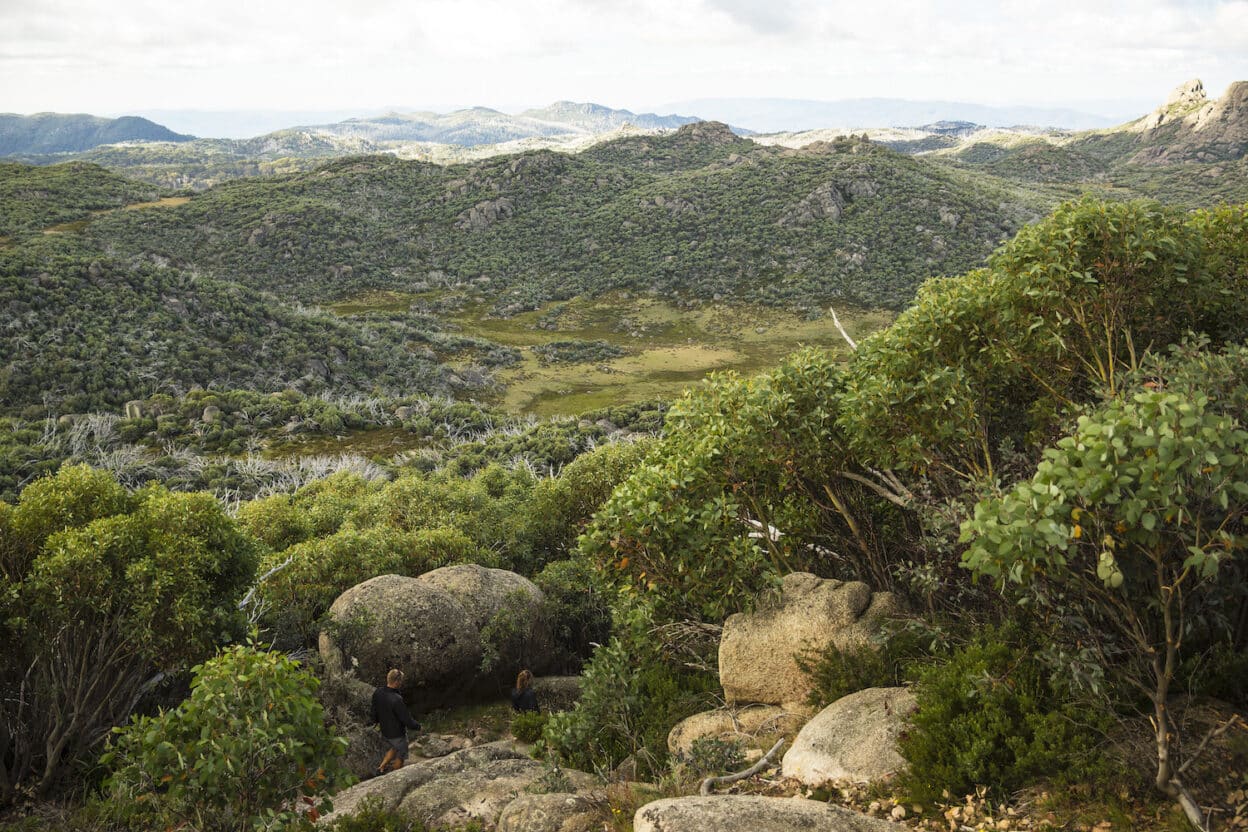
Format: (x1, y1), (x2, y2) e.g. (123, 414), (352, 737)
(0, 113), (192, 155)
(82, 123), (1050, 312)
(931, 80), (1248, 205)
(0, 161), (157, 236)
(0, 233), (503, 414)
(304, 101), (703, 145)
(657, 97), (1119, 132)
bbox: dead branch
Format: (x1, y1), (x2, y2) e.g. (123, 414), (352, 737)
(829, 307), (857, 351)
(699, 738), (787, 796)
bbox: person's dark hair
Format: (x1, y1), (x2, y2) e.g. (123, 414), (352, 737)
(515, 669), (533, 691)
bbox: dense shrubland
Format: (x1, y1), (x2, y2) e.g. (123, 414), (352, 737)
(0, 162), (155, 237)
(72, 131), (1042, 313)
(547, 199), (1248, 822)
(0, 388), (665, 503)
(0, 234), (522, 416)
(2, 199), (1247, 830)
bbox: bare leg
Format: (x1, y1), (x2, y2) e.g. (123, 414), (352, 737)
(378, 749), (397, 774)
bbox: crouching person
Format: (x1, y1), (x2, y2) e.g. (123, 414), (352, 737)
(371, 668), (422, 775)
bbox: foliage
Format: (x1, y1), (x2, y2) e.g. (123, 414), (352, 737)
(898, 630), (1107, 803)
(541, 599), (719, 778)
(521, 438), (653, 571)
(101, 643), (351, 832)
(74, 132), (1037, 314)
(582, 200), (1248, 624)
(1178, 643), (1248, 709)
(510, 711), (549, 743)
(533, 558), (613, 672)
(531, 339), (625, 365)
(677, 736), (746, 777)
(0, 235), (491, 416)
(962, 350), (1248, 813)
(795, 620), (945, 709)
(256, 525), (483, 648)
(0, 161), (155, 237)
(0, 465), (258, 804)
(310, 796), (458, 831)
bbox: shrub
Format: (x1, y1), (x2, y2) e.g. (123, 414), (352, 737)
(534, 558), (612, 672)
(796, 619), (948, 708)
(542, 600), (719, 778)
(520, 439), (652, 573)
(898, 630), (1104, 803)
(102, 643), (351, 831)
(511, 711), (550, 743)
(796, 643), (892, 708)
(257, 525), (482, 648)
(962, 373), (1248, 817)
(0, 467), (258, 804)
(678, 737), (746, 777)
(316, 797), (431, 831)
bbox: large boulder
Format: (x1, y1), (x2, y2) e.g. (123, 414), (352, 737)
(319, 566), (555, 712)
(719, 573), (901, 708)
(498, 793), (605, 832)
(667, 704), (807, 759)
(337, 719), (391, 782)
(318, 574), (480, 711)
(320, 744), (596, 828)
(416, 563), (553, 671)
(633, 795), (906, 832)
(782, 687), (917, 786)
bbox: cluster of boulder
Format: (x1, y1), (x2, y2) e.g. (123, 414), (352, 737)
(318, 568), (917, 831)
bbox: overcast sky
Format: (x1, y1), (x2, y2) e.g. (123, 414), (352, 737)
(2, 0), (1247, 117)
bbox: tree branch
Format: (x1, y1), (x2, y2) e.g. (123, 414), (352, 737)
(699, 738), (786, 796)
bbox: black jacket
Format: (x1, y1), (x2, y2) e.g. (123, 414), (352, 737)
(510, 686), (538, 713)
(371, 685), (421, 739)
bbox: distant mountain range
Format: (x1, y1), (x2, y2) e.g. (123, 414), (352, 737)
(0, 113), (193, 155)
(306, 102), (702, 145)
(658, 97), (1123, 133)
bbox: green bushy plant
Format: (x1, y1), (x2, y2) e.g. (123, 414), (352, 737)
(898, 629), (1105, 803)
(1179, 644), (1248, 709)
(257, 525), (482, 647)
(796, 619), (949, 708)
(534, 558), (612, 672)
(678, 737), (746, 777)
(796, 643), (892, 708)
(102, 643), (351, 832)
(511, 711), (550, 743)
(962, 362), (1248, 819)
(542, 599), (719, 778)
(0, 466), (258, 804)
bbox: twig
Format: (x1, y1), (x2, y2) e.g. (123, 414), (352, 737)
(1177, 714), (1245, 776)
(699, 738), (786, 796)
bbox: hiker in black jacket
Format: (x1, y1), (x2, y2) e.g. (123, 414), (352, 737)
(510, 669), (538, 713)
(371, 668), (421, 774)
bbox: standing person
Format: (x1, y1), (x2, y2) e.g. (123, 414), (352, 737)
(510, 669), (538, 713)
(371, 669), (421, 775)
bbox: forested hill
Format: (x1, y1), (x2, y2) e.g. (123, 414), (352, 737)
(0, 113), (192, 155)
(75, 123), (1050, 311)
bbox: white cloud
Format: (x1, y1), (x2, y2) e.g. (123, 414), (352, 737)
(0, 0), (1244, 114)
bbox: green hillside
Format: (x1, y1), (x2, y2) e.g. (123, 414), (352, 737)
(78, 126), (1051, 311)
(0, 234), (511, 416)
(0, 161), (157, 237)
(0, 112), (192, 155)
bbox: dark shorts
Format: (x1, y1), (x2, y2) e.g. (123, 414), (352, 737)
(384, 735), (409, 759)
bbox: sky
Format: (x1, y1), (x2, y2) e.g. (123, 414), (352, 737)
(2, 0), (1247, 119)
